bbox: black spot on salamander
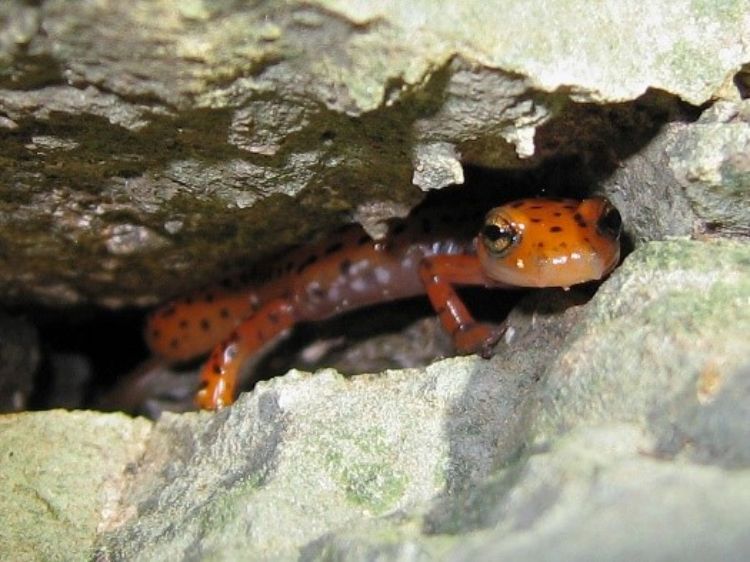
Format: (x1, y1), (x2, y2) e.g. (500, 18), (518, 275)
(170, 338), (180, 350)
(560, 242), (568, 248)
(583, 236), (591, 243)
(268, 312), (280, 324)
(357, 234), (370, 246)
(179, 319), (189, 329)
(550, 226), (563, 233)
(296, 254), (318, 274)
(573, 212), (588, 228)
(530, 218), (542, 223)
(564, 205), (576, 210)
(212, 364), (222, 374)
(185, 296), (194, 305)
(257, 329), (265, 341)
(201, 319), (211, 331)
(151, 328), (161, 339)
(554, 212), (562, 217)
(340, 258), (352, 276)
(537, 242), (544, 248)
(219, 307), (230, 319)
(324, 241), (344, 255)
(529, 205), (544, 210)
(309, 285), (326, 299)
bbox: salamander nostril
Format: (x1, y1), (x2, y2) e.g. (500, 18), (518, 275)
(597, 206), (622, 239)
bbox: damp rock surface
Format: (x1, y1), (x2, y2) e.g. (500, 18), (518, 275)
(0, 0), (748, 305)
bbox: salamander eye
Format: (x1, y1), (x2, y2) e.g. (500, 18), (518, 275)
(480, 216), (519, 256)
(596, 203), (622, 240)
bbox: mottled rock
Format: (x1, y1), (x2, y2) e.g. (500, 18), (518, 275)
(668, 100), (750, 237)
(2, 239), (748, 560)
(0, 0), (747, 305)
(99, 362), (513, 560)
(0, 411), (150, 562)
(93, 239), (749, 561)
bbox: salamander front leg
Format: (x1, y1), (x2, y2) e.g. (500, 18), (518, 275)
(418, 255), (504, 357)
(196, 298), (295, 410)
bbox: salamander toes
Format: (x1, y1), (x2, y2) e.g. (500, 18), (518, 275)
(453, 322), (505, 358)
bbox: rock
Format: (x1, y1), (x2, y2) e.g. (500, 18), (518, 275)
(604, 99), (750, 242)
(98, 362), (514, 560)
(0, 312), (39, 412)
(443, 425), (750, 562)
(87, 240), (749, 560)
(0, 411), (150, 561)
(534, 239), (750, 441)
(668, 100), (750, 238)
(0, 0), (747, 305)
(3, 241), (748, 559)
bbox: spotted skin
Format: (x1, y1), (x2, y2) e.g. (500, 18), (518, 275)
(146, 197), (622, 410)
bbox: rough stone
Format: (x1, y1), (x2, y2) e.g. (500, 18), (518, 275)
(668, 100), (750, 237)
(0, 0), (747, 305)
(2, 238), (748, 560)
(0, 411), (150, 562)
(534, 239), (750, 441)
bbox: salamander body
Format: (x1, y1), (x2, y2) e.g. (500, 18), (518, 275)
(146, 196), (622, 409)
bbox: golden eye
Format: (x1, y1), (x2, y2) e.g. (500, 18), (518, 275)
(480, 215), (519, 256)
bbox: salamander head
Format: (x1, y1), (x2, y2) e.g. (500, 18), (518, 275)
(477, 197), (622, 288)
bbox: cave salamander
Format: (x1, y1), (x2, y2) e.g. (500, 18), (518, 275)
(146, 196), (622, 410)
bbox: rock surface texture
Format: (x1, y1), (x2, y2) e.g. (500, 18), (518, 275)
(0, 1), (749, 561)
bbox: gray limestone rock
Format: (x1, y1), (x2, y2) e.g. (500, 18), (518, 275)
(0, 0), (748, 305)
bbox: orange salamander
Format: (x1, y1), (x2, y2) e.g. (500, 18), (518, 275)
(146, 196), (622, 410)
